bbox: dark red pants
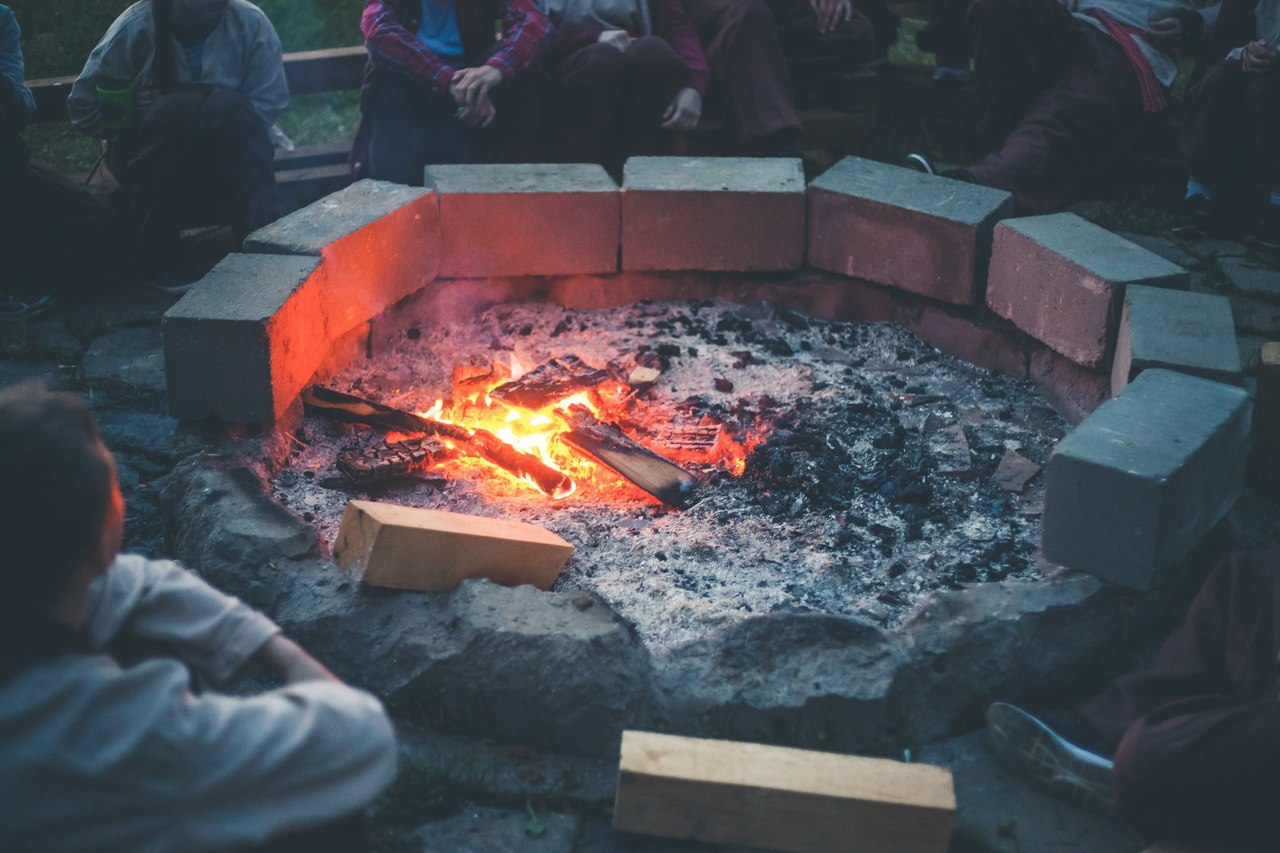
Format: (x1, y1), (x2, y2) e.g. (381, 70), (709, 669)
(1182, 61), (1280, 197)
(1080, 550), (1280, 851)
(683, 0), (875, 146)
(543, 36), (689, 169)
(960, 0), (1145, 214)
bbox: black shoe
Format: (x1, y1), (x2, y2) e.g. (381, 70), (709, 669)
(1171, 194), (1218, 241)
(986, 702), (1116, 815)
(904, 153), (937, 175)
(1248, 203), (1280, 251)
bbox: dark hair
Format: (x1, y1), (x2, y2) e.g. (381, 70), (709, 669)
(0, 383), (115, 621)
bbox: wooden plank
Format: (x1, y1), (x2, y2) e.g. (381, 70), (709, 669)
(1254, 342), (1280, 499)
(334, 500), (574, 592)
(613, 731), (955, 853)
(273, 141), (351, 170)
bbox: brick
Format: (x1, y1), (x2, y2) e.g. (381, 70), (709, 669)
(807, 156), (1011, 305)
(987, 214), (1189, 368)
(1042, 370), (1251, 589)
(427, 164), (618, 277)
(621, 157), (805, 271)
(333, 500), (574, 591)
(163, 253), (328, 423)
(1111, 285), (1242, 395)
(613, 731), (955, 853)
(244, 179), (440, 338)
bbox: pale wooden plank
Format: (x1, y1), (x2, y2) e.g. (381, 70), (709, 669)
(613, 731), (955, 853)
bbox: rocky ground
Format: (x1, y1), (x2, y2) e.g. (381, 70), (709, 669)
(2, 226), (1279, 850)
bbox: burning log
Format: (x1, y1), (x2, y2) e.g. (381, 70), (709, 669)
(337, 437), (455, 485)
(303, 386), (574, 498)
(488, 355), (612, 410)
(558, 404), (700, 508)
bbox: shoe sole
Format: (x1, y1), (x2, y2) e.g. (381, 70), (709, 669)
(986, 702), (1115, 815)
(904, 154), (936, 176)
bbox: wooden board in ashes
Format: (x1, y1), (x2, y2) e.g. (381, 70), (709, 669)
(558, 404), (700, 507)
(337, 437), (455, 484)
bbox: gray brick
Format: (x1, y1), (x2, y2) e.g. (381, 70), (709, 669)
(1042, 370), (1250, 589)
(621, 156), (806, 271)
(1111, 285), (1242, 395)
(244, 180), (440, 337)
(164, 253), (328, 423)
(807, 156), (1011, 305)
(427, 164), (618, 277)
(987, 214), (1189, 368)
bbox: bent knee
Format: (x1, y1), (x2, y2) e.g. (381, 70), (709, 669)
(624, 36), (685, 73)
(723, 0), (773, 29)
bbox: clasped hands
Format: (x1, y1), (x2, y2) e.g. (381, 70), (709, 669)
(1242, 39), (1276, 74)
(597, 30), (702, 131)
(450, 64), (502, 128)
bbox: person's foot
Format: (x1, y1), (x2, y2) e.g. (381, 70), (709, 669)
(986, 702), (1116, 815)
(1171, 194), (1221, 241)
(903, 153), (937, 175)
(932, 65), (971, 86)
(762, 129), (802, 159)
(1247, 202), (1280, 251)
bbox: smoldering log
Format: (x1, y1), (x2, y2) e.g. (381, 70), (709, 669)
(337, 437), (455, 484)
(488, 355), (612, 410)
(558, 404), (700, 508)
(303, 387), (574, 498)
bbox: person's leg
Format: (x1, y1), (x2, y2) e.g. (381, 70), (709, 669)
(483, 65), (544, 163)
(617, 36), (689, 162)
(543, 43), (627, 165)
(1181, 62), (1250, 200)
(1113, 695), (1280, 850)
(851, 0), (899, 62)
(918, 0), (971, 75)
(959, 25), (1145, 214)
(966, 0), (1077, 150)
(1244, 70), (1280, 244)
(766, 0), (876, 105)
(367, 70), (475, 184)
(200, 88), (277, 238)
(683, 0), (801, 149)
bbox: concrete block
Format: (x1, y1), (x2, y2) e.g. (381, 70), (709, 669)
(244, 179), (440, 338)
(807, 156), (1012, 305)
(427, 164), (618, 277)
(621, 157), (806, 271)
(164, 253), (328, 423)
(1111, 285), (1242, 395)
(1042, 370), (1251, 589)
(987, 214), (1189, 368)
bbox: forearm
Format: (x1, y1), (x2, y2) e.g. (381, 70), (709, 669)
(487, 0), (551, 80)
(650, 0), (709, 94)
(362, 0), (456, 93)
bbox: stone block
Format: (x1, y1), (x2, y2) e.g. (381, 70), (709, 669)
(621, 157), (806, 271)
(987, 214), (1189, 368)
(1042, 370), (1251, 589)
(164, 253), (328, 423)
(245, 180), (440, 338)
(1111, 285), (1242, 395)
(807, 156), (1012, 305)
(427, 164), (618, 277)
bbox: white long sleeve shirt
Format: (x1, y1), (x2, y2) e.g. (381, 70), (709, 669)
(0, 554), (397, 853)
(67, 0), (288, 139)
(1068, 0), (1213, 87)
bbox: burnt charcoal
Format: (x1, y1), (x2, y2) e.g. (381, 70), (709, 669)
(687, 347), (698, 357)
(714, 378), (734, 393)
(777, 307), (811, 330)
(954, 563), (978, 583)
(551, 319), (571, 337)
(799, 340), (813, 351)
(518, 324), (533, 336)
(406, 326), (421, 340)
(905, 521), (925, 541)
(657, 343), (683, 358)
(711, 334), (728, 345)
(894, 482), (933, 505)
(888, 561), (907, 578)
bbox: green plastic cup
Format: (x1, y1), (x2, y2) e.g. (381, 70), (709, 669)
(96, 78), (135, 134)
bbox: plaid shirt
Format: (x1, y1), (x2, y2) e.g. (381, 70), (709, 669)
(362, 0), (548, 94)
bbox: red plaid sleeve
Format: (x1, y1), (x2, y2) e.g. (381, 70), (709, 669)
(362, 0), (458, 93)
(483, 0), (550, 80)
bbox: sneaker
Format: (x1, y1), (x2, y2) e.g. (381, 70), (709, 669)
(986, 702), (1116, 815)
(1248, 203), (1280, 251)
(932, 66), (972, 86)
(904, 153), (937, 175)
(0, 292), (53, 319)
(1171, 194), (1218, 241)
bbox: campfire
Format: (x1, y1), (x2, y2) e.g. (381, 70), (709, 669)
(304, 353), (760, 508)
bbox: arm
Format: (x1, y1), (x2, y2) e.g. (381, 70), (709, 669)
(0, 8), (35, 130)
(362, 0), (458, 94)
(243, 10), (289, 125)
(485, 0), (551, 81)
(67, 6), (153, 138)
(649, 0), (709, 95)
(85, 554), (281, 687)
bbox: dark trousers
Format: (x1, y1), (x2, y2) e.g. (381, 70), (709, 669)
(107, 87), (276, 247)
(1182, 62), (1280, 198)
(543, 36), (688, 169)
(365, 63), (541, 186)
(960, 0), (1145, 214)
(683, 0), (874, 145)
(1079, 550), (1280, 851)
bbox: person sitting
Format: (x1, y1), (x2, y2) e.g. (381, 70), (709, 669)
(987, 547), (1280, 851)
(68, 0), (288, 266)
(539, 0), (709, 170)
(1177, 0), (1279, 245)
(1, 4), (124, 308)
(908, 0), (1214, 215)
(0, 381), (398, 851)
(681, 0), (878, 154)
(352, 0), (549, 185)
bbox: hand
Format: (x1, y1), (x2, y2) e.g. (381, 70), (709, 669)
(458, 93), (497, 128)
(808, 0), (854, 35)
(1242, 39), (1276, 74)
(662, 87), (702, 131)
(1145, 16), (1182, 53)
(598, 29), (633, 52)
(251, 634), (340, 685)
(450, 64), (503, 111)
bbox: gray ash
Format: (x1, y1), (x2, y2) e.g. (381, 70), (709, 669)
(273, 295), (1066, 652)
